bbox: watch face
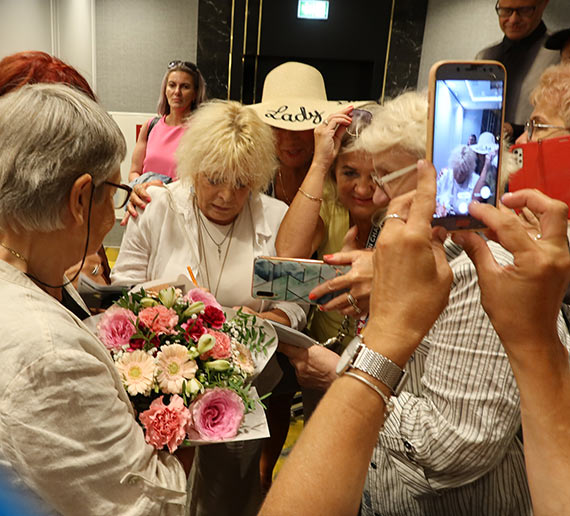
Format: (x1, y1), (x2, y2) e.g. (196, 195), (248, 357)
(335, 336), (361, 376)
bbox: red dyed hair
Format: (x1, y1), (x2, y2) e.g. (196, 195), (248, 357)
(0, 51), (95, 100)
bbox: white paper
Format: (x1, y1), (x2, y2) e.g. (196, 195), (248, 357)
(269, 320), (317, 348)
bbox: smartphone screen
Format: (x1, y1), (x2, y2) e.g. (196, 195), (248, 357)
(252, 256), (350, 305)
(428, 61), (506, 230)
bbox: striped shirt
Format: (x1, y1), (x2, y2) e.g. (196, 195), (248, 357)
(362, 239), (570, 516)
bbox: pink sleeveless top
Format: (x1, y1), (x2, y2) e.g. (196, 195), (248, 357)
(142, 116), (186, 179)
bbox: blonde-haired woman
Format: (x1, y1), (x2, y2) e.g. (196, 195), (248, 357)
(112, 99), (306, 516)
(124, 60), (207, 222)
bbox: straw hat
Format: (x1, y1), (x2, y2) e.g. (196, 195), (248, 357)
(472, 132), (499, 154)
(251, 61), (360, 131)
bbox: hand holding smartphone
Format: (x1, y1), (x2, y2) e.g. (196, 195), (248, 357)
(252, 256), (350, 305)
(427, 60), (506, 231)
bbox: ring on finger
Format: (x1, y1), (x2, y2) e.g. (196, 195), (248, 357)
(91, 264), (101, 276)
(535, 233), (542, 240)
(378, 213), (406, 230)
(347, 293), (362, 315)
(323, 119), (329, 125)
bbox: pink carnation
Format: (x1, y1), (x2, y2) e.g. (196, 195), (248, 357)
(98, 307), (136, 351)
(189, 388), (244, 440)
(182, 318), (206, 342)
(202, 305), (225, 329)
(139, 395), (191, 453)
(200, 331), (232, 360)
(138, 305), (179, 335)
(185, 288), (223, 311)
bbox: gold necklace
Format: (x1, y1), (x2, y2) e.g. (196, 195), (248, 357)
(277, 169), (292, 205)
(0, 242), (28, 264)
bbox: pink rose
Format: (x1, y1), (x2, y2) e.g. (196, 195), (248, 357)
(182, 318), (205, 342)
(139, 395), (191, 453)
(138, 305), (179, 335)
(202, 305), (225, 329)
(185, 289), (223, 311)
(200, 331), (232, 360)
(98, 307), (136, 351)
(189, 388), (244, 440)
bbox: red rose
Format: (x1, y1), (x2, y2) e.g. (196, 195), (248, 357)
(202, 305), (225, 329)
(183, 318), (205, 342)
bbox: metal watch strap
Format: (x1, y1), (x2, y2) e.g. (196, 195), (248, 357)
(350, 339), (408, 396)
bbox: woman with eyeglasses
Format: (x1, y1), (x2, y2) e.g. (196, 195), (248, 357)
(124, 60), (207, 223)
(275, 104), (380, 415)
(0, 83), (190, 515)
(111, 99), (307, 516)
(0, 50), (116, 290)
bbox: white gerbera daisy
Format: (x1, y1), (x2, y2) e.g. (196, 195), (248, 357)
(156, 344), (198, 394)
(115, 350), (155, 396)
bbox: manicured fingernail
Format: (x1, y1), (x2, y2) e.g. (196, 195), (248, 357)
(501, 192), (512, 201)
(323, 254), (332, 260)
(317, 305), (324, 311)
(308, 293), (316, 300)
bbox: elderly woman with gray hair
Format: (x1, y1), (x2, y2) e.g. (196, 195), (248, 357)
(111, 99), (306, 516)
(0, 84), (189, 514)
(285, 90), (564, 515)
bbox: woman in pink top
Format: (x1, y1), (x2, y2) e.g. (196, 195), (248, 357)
(124, 60), (207, 222)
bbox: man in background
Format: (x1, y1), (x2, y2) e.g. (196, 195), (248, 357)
(476, 0), (558, 139)
(545, 28), (570, 63)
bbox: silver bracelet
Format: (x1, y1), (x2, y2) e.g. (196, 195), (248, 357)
(344, 371), (394, 418)
(298, 188), (323, 202)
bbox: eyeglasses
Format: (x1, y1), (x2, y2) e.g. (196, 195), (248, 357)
(346, 109), (373, 138)
(168, 60), (198, 72)
(525, 119), (570, 141)
(371, 163), (417, 190)
(494, 1), (539, 18)
(104, 181), (132, 209)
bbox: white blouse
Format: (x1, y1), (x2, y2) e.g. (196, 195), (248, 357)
(111, 182), (307, 330)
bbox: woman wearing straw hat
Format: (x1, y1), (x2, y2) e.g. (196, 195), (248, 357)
(251, 61), (344, 206)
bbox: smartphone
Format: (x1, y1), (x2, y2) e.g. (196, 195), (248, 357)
(252, 256), (350, 305)
(427, 60), (506, 231)
(510, 135), (570, 218)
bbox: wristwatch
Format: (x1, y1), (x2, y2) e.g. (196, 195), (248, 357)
(336, 335), (409, 395)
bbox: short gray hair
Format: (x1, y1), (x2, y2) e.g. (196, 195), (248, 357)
(0, 83), (126, 232)
(357, 91), (428, 160)
(176, 100), (277, 193)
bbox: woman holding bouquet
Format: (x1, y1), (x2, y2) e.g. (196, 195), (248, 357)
(111, 100), (307, 516)
(0, 84), (188, 514)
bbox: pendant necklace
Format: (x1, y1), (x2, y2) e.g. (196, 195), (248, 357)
(197, 207), (235, 259)
(193, 198), (236, 297)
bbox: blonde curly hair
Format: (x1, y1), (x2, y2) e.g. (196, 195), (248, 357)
(176, 100), (277, 193)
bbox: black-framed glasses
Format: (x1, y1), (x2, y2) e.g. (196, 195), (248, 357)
(104, 181), (132, 209)
(494, 1), (539, 18)
(346, 109), (373, 138)
(168, 60), (198, 72)
(525, 119), (570, 141)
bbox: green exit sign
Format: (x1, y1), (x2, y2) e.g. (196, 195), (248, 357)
(297, 0), (329, 20)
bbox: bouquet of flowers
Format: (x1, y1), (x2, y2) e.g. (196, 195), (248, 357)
(96, 286), (275, 452)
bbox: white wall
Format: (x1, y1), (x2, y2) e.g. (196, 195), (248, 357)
(0, 0), (54, 57)
(418, 0), (570, 89)
(0, 0), (95, 90)
(95, 0), (199, 113)
(57, 0), (95, 87)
